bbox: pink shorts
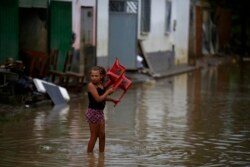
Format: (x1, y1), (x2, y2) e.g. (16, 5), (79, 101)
(85, 108), (104, 124)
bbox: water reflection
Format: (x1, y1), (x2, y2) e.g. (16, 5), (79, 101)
(0, 63), (250, 166)
(86, 153), (105, 167)
(185, 64), (250, 166)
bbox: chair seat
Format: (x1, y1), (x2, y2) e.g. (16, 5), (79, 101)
(65, 71), (84, 78)
(48, 50), (85, 93)
(64, 71), (84, 92)
(48, 70), (65, 84)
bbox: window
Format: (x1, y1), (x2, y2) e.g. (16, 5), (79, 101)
(165, 0), (172, 33)
(110, 1), (126, 12)
(140, 0), (151, 33)
(110, 0), (137, 14)
(126, 1), (137, 14)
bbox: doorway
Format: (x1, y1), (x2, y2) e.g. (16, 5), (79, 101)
(80, 7), (96, 78)
(109, 0), (138, 69)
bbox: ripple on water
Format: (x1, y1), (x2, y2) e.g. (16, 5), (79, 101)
(1, 65), (250, 166)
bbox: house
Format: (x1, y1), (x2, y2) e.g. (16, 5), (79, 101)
(93, 0), (191, 75)
(188, 0), (232, 63)
(1, 0), (192, 78)
(72, 0), (96, 77)
(93, 0), (138, 70)
(0, 0), (72, 72)
(138, 0), (191, 75)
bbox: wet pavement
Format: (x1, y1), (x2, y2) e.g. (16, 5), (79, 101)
(0, 60), (250, 166)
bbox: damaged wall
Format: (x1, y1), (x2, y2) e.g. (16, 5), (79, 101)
(72, 0), (96, 75)
(72, 0), (96, 50)
(139, 0), (190, 74)
(171, 0), (190, 64)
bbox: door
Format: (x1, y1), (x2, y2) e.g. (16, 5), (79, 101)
(0, 0), (18, 63)
(19, 8), (48, 53)
(109, 0), (138, 69)
(50, 1), (72, 71)
(81, 7), (96, 77)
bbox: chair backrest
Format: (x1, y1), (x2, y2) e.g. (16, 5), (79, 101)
(109, 58), (126, 76)
(63, 51), (73, 72)
(48, 50), (75, 73)
(49, 49), (59, 70)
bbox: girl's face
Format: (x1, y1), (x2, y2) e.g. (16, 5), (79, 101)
(90, 70), (102, 84)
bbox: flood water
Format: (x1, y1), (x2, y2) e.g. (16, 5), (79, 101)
(0, 62), (250, 167)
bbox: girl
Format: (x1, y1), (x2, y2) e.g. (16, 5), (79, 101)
(85, 66), (118, 153)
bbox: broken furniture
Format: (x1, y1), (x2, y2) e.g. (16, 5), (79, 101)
(33, 78), (70, 105)
(48, 49), (65, 85)
(0, 68), (19, 103)
(48, 50), (84, 92)
(63, 51), (84, 92)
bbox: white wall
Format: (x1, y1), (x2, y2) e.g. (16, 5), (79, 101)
(139, 0), (190, 64)
(171, 0), (190, 64)
(96, 0), (109, 58)
(72, 0), (109, 67)
(72, 0), (96, 50)
(139, 0), (172, 52)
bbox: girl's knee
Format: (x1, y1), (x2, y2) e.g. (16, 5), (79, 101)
(99, 122), (105, 138)
(90, 134), (98, 140)
(99, 132), (105, 139)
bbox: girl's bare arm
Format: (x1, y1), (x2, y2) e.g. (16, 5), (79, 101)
(88, 82), (113, 102)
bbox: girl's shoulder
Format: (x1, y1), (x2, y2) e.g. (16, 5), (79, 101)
(88, 82), (104, 90)
(88, 82), (93, 87)
(87, 82), (95, 90)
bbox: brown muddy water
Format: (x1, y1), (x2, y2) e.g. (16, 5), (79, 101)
(0, 63), (250, 167)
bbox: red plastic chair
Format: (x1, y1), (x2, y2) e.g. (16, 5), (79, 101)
(108, 58), (126, 77)
(104, 58), (132, 106)
(114, 75), (132, 106)
(119, 75), (132, 91)
(104, 58), (126, 90)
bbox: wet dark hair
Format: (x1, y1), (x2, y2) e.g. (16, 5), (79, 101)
(90, 66), (106, 83)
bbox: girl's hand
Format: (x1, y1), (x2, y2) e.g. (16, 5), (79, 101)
(113, 99), (120, 105)
(106, 88), (114, 95)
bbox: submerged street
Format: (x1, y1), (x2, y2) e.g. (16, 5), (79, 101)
(0, 62), (250, 166)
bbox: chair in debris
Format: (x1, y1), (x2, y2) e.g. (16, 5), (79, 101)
(47, 49), (66, 85)
(0, 70), (19, 101)
(48, 50), (84, 92)
(63, 51), (84, 92)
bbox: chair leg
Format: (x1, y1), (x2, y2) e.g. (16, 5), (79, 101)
(64, 73), (84, 93)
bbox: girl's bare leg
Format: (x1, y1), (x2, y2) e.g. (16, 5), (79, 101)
(87, 123), (99, 153)
(99, 121), (105, 152)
